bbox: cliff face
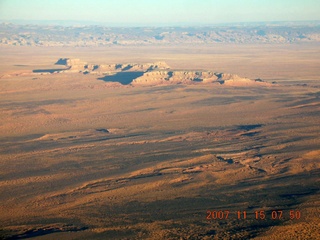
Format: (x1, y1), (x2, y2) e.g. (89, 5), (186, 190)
(131, 70), (267, 86)
(132, 71), (218, 85)
(55, 58), (170, 73)
(49, 58), (271, 86)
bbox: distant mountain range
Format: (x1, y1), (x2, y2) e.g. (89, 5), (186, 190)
(1, 22), (319, 46)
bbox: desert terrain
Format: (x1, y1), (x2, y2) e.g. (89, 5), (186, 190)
(0, 29), (319, 239)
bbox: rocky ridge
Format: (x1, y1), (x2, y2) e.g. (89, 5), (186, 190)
(132, 71), (270, 86)
(54, 58), (170, 73)
(50, 58), (271, 86)
(1, 23), (320, 46)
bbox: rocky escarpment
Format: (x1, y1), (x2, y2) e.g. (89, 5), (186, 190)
(55, 58), (170, 73)
(34, 58), (271, 87)
(132, 71), (271, 86)
(132, 71), (217, 85)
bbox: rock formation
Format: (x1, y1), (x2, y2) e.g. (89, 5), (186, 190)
(131, 70), (270, 86)
(54, 58), (170, 74)
(38, 58), (272, 87)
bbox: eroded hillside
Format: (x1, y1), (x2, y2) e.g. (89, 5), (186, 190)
(1, 23), (320, 46)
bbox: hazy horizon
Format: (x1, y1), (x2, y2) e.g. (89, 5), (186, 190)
(1, 19), (320, 28)
(1, 0), (320, 27)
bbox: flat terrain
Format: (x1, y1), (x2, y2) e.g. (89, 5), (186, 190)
(0, 44), (319, 239)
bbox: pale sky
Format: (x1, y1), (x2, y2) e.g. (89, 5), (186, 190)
(0, 0), (319, 26)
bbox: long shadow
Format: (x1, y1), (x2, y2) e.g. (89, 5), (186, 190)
(6, 226), (88, 239)
(98, 71), (145, 85)
(33, 68), (69, 73)
(237, 124), (263, 131)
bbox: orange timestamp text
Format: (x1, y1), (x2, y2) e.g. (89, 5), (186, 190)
(206, 210), (301, 220)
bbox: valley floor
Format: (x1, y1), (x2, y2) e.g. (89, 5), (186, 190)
(0, 44), (319, 239)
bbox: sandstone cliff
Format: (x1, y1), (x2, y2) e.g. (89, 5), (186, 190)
(55, 58), (170, 73)
(42, 58), (271, 87)
(131, 70), (269, 86)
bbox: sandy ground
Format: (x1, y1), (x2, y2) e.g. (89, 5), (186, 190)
(0, 44), (319, 239)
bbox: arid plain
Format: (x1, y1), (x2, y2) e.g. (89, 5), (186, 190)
(0, 43), (319, 239)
